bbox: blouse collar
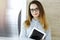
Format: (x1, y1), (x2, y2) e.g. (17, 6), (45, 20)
(32, 18), (40, 23)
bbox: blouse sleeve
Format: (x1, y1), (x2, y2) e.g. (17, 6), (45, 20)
(20, 25), (35, 40)
(45, 27), (51, 40)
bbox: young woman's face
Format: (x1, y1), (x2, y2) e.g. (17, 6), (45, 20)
(30, 4), (40, 18)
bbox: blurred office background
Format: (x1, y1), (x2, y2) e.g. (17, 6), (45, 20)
(0, 0), (23, 37)
(0, 0), (60, 40)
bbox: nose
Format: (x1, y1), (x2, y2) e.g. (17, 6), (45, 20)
(34, 10), (36, 13)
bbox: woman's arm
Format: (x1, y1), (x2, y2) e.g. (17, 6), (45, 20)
(20, 25), (35, 40)
(45, 27), (51, 40)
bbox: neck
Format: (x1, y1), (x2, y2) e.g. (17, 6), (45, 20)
(33, 17), (38, 20)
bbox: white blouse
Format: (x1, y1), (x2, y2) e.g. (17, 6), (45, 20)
(20, 19), (51, 40)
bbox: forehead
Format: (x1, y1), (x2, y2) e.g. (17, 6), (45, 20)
(30, 4), (38, 9)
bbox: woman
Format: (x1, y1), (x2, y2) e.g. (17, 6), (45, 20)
(20, 0), (51, 40)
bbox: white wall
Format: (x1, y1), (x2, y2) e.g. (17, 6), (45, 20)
(6, 0), (26, 37)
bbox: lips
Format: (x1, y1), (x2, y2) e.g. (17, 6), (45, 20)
(34, 13), (37, 15)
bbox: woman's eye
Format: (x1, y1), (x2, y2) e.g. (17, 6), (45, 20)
(30, 8), (39, 13)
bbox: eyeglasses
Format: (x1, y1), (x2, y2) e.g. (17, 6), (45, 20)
(30, 8), (39, 13)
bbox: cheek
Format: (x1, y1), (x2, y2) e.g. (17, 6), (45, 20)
(36, 11), (40, 16)
(37, 13), (40, 16)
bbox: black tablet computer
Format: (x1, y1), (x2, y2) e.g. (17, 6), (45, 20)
(28, 27), (46, 40)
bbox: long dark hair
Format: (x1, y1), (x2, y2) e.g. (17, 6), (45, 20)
(24, 0), (48, 30)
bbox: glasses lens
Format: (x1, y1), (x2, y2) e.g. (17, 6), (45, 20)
(30, 8), (39, 13)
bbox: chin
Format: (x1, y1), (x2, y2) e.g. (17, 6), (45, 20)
(34, 15), (39, 18)
(34, 16), (38, 18)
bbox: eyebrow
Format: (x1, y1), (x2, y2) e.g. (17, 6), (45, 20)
(30, 7), (39, 10)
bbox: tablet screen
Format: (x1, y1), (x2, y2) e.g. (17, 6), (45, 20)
(28, 27), (46, 40)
